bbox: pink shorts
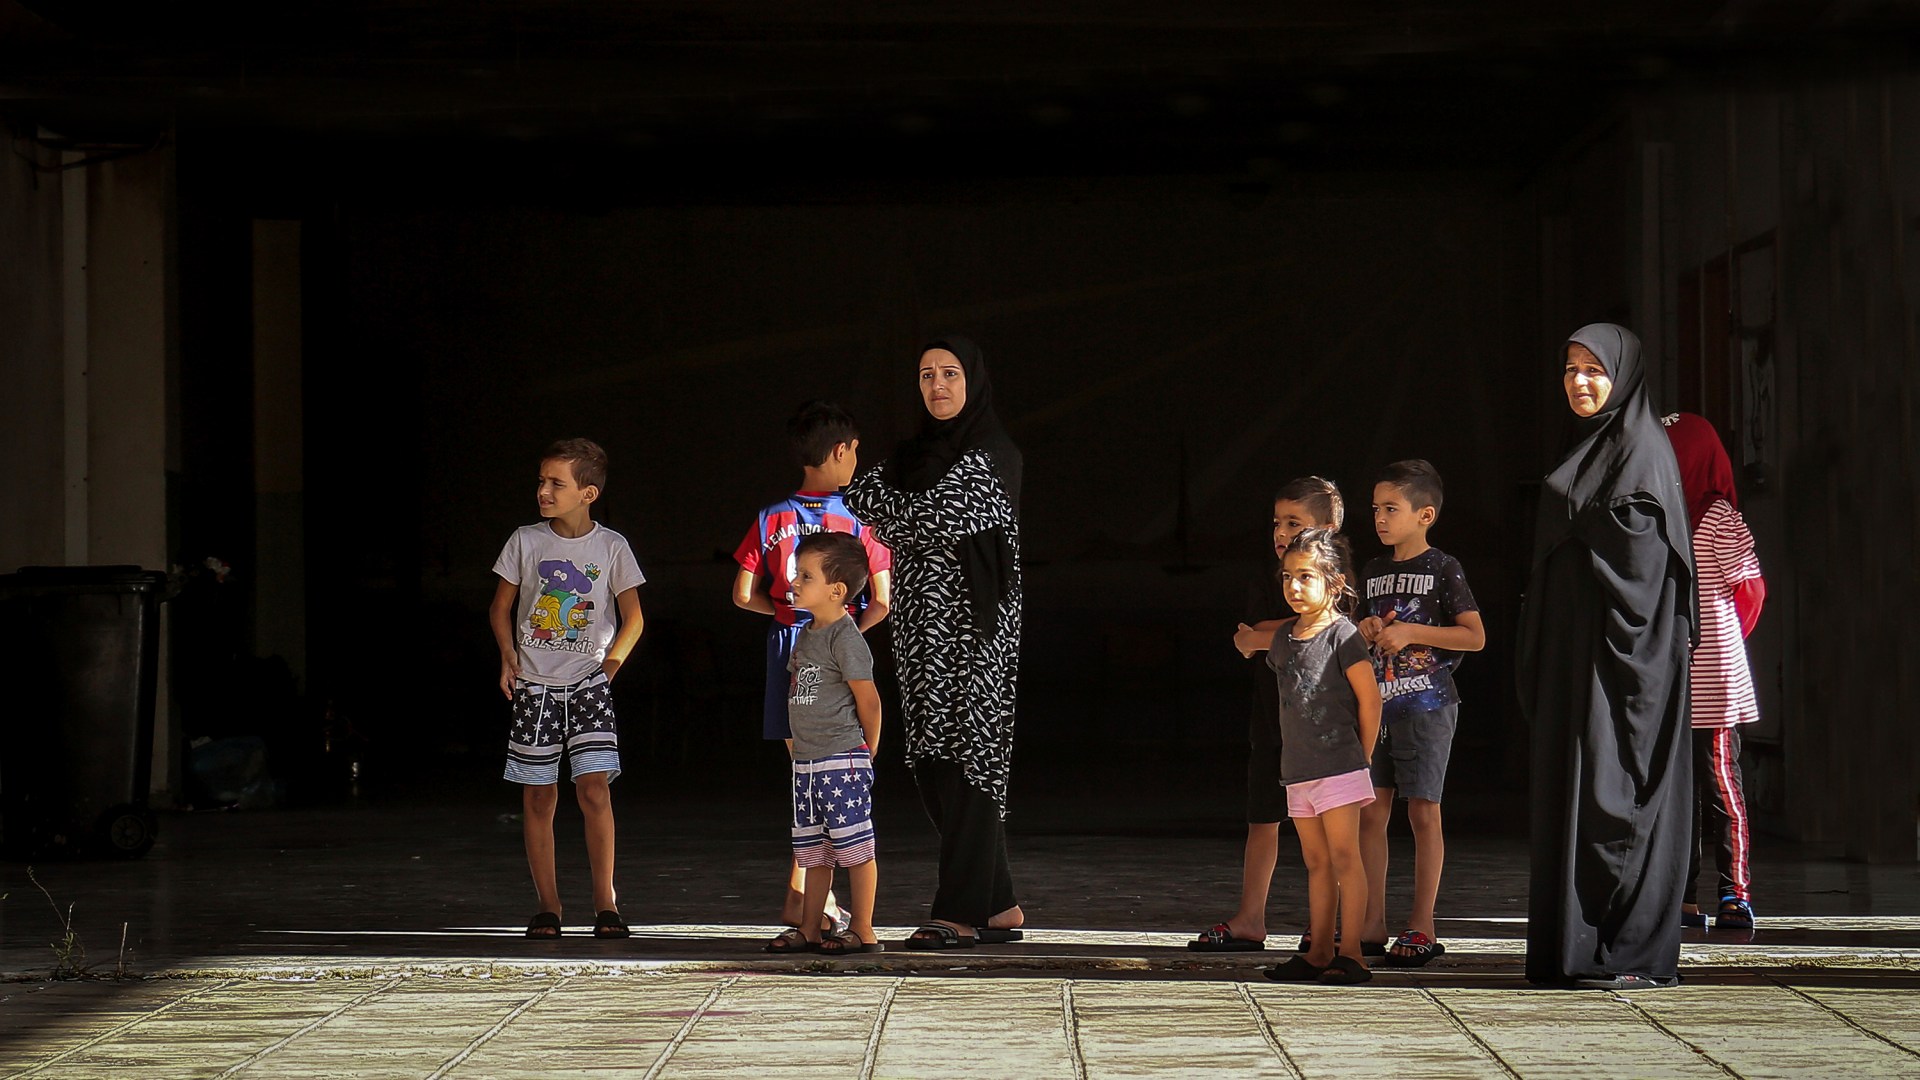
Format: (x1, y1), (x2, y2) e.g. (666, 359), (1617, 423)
(1287, 767), (1377, 818)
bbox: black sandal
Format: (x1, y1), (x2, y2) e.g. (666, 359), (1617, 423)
(1264, 955), (1326, 982)
(819, 929), (885, 955)
(1573, 973), (1680, 991)
(1319, 955), (1373, 985)
(904, 923), (976, 950)
(525, 912), (562, 938)
(765, 927), (816, 953)
(1191, 923), (1265, 952)
(592, 909), (630, 939)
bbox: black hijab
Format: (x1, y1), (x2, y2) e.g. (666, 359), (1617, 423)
(1520, 321), (1697, 717)
(890, 336), (1023, 635)
(1533, 323), (1692, 572)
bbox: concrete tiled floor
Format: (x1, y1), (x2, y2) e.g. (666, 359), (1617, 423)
(3, 781), (1918, 1076)
(6, 970), (1920, 1078)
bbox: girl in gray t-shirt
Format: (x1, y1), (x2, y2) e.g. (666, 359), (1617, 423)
(1237, 528), (1383, 986)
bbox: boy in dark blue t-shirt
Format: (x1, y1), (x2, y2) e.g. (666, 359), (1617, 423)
(1356, 459), (1485, 967)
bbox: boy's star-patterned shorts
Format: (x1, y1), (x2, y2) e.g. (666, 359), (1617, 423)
(504, 672), (620, 785)
(791, 748), (876, 868)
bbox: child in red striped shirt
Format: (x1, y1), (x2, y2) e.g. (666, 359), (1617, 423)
(1664, 413), (1766, 931)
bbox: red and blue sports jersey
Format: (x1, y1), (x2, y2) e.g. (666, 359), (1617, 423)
(733, 490), (892, 627)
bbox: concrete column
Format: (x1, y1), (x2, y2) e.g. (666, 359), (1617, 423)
(63, 155), (89, 562)
(89, 150), (177, 797)
(252, 219), (306, 685)
(86, 152), (171, 572)
(0, 147), (65, 571)
(0, 139), (178, 797)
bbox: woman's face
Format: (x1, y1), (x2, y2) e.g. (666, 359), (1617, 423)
(919, 349), (967, 421)
(1563, 343), (1613, 418)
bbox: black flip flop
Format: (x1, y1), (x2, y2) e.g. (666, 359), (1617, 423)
(975, 928), (1024, 944)
(592, 910), (630, 939)
(1295, 929), (1339, 953)
(525, 912), (562, 938)
(1263, 955), (1326, 982)
(1297, 930), (1383, 955)
(765, 927), (816, 953)
(1572, 973), (1680, 991)
(904, 923), (976, 950)
(1381, 930), (1445, 968)
(1318, 955), (1373, 985)
(1190, 923), (1265, 952)
(819, 929), (886, 955)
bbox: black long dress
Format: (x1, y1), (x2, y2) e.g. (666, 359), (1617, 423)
(1517, 323), (1696, 986)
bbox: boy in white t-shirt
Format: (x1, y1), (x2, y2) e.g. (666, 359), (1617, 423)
(489, 438), (646, 940)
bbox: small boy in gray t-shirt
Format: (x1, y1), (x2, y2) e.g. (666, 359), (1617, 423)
(766, 532), (884, 955)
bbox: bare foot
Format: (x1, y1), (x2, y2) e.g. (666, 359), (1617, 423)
(986, 905), (1025, 931)
(1222, 917), (1267, 943)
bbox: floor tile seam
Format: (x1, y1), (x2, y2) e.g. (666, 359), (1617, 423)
(856, 977), (903, 1080)
(1061, 979), (1088, 1080)
(211, 976), (403, 1079)
(1764, 975), (1920, 1061)
(1233, 981), (1306, 1080)
(3, 977), (235, 1079)
(1416, 985), (1525, 1080)
(1613, 993), (1745, 1079)
(641, 974), (738, 1080)
(424, 975), (570, 1080)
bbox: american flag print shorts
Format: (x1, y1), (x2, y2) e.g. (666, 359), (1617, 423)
(791, 748), (876, 868)
(505, 672), (620, 785)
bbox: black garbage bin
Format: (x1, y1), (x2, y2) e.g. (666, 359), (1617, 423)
(0, 566), (168, 858)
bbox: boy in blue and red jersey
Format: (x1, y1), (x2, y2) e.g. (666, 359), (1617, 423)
(732, 400), (892, 936)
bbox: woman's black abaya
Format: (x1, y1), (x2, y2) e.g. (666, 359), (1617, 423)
(1517, 323), (1696, 987)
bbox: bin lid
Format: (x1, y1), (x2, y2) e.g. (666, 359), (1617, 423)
(1, 566), (170, 592)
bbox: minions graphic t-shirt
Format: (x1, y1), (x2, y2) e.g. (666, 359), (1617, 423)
(493, 522), (646, 686)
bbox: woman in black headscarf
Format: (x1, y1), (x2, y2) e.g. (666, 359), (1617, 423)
(845, 337), (1025, 949)
(1518, 323), (1696, 989)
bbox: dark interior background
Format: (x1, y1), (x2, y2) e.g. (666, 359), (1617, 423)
(176, 148), (1550, 825)
(9, 1), (1916, 839)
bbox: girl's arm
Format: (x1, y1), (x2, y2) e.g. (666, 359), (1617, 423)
(850, 678), (882, 756)
(1346, 659), (1382, 757)
(490, 577), (521, 699)
(844, 452), (1014, 551)
(602, 587), (646, 681)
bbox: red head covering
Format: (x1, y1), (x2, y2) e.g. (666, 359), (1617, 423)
(1663, 412), (1738, 528)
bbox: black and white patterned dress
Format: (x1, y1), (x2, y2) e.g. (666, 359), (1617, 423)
(846, 450), (1022, 816)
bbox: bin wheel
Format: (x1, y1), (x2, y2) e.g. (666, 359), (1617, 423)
(103, 807), (157, 858)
